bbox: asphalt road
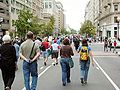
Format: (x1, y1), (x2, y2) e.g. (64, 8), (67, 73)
(0, 42), (120, 90)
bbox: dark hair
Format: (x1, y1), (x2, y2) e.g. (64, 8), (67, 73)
(27, 31), (33, 39)
(82, 39), (88, 46)
(63, 38), (70, 45)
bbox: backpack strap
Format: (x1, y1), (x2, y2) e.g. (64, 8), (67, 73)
(29, 43), (35, 59)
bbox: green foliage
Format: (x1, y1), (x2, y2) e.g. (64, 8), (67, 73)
(80, 20), (96, 37)
(60, 28), (70, 35)
(15, 9), (43, 38)
(15, 9), (33, 37)
(41, 16), (55, 36)
(15, 9), (55, 37)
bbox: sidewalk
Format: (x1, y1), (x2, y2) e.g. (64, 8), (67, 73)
(93, 51), (118, 56)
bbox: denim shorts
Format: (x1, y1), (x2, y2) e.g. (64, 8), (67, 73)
(42, 50), (49, 58)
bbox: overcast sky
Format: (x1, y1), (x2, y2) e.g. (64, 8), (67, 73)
(56, 0), (90, 30)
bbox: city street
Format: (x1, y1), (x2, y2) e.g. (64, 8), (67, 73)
(0, 42), (120, 90)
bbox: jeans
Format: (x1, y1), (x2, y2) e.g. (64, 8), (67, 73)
(80, 59), (90, 81)
(60, 58), (70, 84)
(23, 60), (38, 90)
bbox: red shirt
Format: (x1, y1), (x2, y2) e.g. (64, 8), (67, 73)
(42, 42), (49, 49)
(114, 41), (117, 47)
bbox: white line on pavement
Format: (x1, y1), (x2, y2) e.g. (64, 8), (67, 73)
(93, 58), (120, 90)
(22, 65), (52, 90)
(40, 66), (44, 70)
(96, 67), (100, 70)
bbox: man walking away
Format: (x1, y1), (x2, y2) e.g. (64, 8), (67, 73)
(19, 31), (40, 90)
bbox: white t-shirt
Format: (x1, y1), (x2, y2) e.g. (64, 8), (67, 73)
(51, 43), (59, 51)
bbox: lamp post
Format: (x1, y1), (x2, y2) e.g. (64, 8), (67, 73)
(117, 16), (120, 40)
(0, 17), (3, 44)
(0, 18), (3, 36)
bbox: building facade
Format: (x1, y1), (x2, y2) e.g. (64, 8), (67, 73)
(85, 0), (120, 39)
(56, 1), (64, 33)
(9, 0), (44, 32)
(0, 0), (10, 36)
(43, 0), (64, 35)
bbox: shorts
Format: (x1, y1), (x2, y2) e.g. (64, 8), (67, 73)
(51, 50), (58, 59)
(42, 50), (49, 58)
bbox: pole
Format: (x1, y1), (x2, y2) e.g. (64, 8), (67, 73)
(118, 21), (119, 39)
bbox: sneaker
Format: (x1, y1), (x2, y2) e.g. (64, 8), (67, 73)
(84, 81), (87, 85)
(62, 82), (66, 86)
(44, 62), (46, 66)
(67, 79), (71, 83)
(81, 78), (84, 84)
(5, 87), (10, 90)
(53, 63), (55, 66)
(56, 62), (58, 65)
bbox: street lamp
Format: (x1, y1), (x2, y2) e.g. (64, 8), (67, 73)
(0, 18), (3, 35)
(117, 16), (120, 39)
(0, 17), (3, 44)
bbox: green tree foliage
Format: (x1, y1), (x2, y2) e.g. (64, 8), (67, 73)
(80, 20), (96, 37)
(15, 9), (42, 38)
(60, 28), (70, 35)
(41, 16), (55, 36)
(15, 10), (33, 38)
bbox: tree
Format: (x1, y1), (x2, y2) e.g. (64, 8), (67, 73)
(41, 16), (55, 36)
(15, 9), (33, 38)
(80, 20), (96, 37)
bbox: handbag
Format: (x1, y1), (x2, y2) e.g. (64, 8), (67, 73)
(69, 58), (74, 68)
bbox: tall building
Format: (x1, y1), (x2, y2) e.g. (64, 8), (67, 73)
(56, 1), (64, 33)
(85, 0), (120, 38)
(0, 0), (10, 36)
(9, 0), (43, 32)
(43, 0), (64, 35)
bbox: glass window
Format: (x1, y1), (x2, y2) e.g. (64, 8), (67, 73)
(114, 5), (118, 12)
(11, 7), (15, 13)
(114, 17), (118, 23)
(45, 2), (48, 8)
(49, 2), (52, 8)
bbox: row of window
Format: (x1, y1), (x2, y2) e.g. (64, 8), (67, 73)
(0, 0), (8, 4)
(11, 0), (32, 7)
(44, 2), (52, 9)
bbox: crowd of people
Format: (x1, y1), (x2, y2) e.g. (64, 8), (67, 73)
(0, 31), (94, 90)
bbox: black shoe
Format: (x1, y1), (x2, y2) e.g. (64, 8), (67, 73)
(67, 79), (71, 83)
(84, 81), (87, 85)
(81, 78), (84, 84)
(53, 63), (55, 66)
(63, 82), (66, 86)
(44, 62), (46, 66)
(5, 87), (10, 90)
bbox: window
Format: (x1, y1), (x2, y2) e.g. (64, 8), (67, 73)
(114, 27), (117, 30)
(114, 5), (118, 12)
(114, 16), (118, 23)
(11, 7), (15, 13)
(49, 2), (52, 8)
(45, 2), (48, 8)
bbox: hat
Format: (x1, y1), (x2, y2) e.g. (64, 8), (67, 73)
(54, 40), (57, 43)
(2, 35), (11, 43)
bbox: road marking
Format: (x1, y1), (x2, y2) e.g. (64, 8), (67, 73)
(40, 66), (44, 70)
(93, 58), (120, 90)
(96, 67), (100, 70)
(22, 65), (52, 90)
